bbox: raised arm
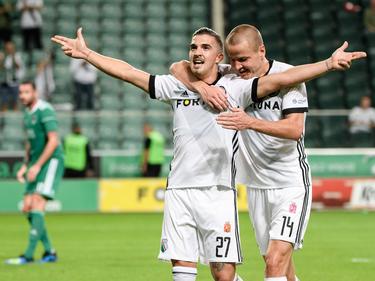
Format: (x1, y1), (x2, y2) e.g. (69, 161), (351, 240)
(256, 41), (366, 98)
(170, 60), (228, 111)
(52, 28), (151, 92)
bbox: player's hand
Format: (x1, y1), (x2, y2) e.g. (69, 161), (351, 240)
(198, 84), (229, 112)
(27, 164), (41, 182)
(217, 107), (253, 130)
(51, 27), (91, 59)
(328, 41), (367, 71)
(16, 164), (27, 184)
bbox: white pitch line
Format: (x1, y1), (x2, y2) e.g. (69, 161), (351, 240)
(351, 258), (371, 263)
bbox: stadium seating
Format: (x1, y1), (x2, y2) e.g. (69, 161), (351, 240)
(304, 116), (322, 148)
(1, 0), (373, 153)
(320, 116), (351, 147)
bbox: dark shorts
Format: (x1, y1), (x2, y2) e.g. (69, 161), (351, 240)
(22, 27), (43, 51)
(64, 168), (86, 178)
(143, 164), (162, 177)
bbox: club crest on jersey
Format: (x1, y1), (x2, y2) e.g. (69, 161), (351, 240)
(224, 222), (231, 233)
(176, 98), (201, 108)
(31, 115), (37, 124)
(161, 239), (168, 252)
(289, 202), (297, 214)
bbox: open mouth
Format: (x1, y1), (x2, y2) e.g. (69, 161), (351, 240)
(193, 58), (204, 66)
(239, 67), (248, 74)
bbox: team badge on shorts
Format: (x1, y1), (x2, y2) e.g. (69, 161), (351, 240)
(289, 202), (297, 214)
(161, 239), (168, 253)
(224, 222), (231, 233)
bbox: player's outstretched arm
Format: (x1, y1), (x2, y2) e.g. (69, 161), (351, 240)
(257, 41), (367, 98)
(170, 60), (228, 111)
(51, 28), (150, 92)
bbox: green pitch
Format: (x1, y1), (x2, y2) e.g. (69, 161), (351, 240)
(0, 211), (374, 281)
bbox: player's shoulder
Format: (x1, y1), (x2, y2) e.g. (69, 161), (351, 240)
(37, 100), (55, 114)
(269, 60), (293, 73)
(219, 73), (253, 84)
(156, 74), (188, 89)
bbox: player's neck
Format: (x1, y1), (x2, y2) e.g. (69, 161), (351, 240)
(258, 59), (270, 77)
(200, 69), (220, 85)
(28, 99), (38, 111)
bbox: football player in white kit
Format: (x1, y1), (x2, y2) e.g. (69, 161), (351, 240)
(52, 27), (365, 281)
(171, 25), (366, 281)
(219, 25), (311, 281)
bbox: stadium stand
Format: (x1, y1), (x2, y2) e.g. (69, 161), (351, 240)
(225, 0), (374, 148)
(0, 0), (373, 155)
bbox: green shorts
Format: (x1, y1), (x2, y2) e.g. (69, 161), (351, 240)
(25, 157), (65, 200)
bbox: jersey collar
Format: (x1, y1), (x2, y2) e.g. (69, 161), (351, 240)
(264, 59), (274, 76)
(209, 72), (222, 86)
(29, 100), (41, 113)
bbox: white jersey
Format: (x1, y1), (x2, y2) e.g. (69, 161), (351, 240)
(236, 60), (311, 189)
(149, 74), (254, 189)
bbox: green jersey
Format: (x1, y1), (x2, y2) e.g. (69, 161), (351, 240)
(23, 100), (64, 164)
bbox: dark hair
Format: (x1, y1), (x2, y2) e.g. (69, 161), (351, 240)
(192, 27), (223, 51)
(20, 80), (36, 89)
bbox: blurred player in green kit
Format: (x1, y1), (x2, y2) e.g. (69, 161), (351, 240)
(5, 81), (64, 265)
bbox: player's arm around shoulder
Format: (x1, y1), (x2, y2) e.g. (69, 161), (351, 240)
(170, 60), (228, 111)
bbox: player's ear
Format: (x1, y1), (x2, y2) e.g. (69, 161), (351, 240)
(259, 44), (266, 58)
(216, 52), (224, 64)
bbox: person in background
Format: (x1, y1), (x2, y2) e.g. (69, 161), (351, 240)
(17, 0), (43, 65)
(35, 50), (55, 101)
(70, 58), (97, 110)
(142, 123), (165, 177)
(63, 122), (94, 178)
(0, 41), (25, 111)
(5, 81), (64, 265)
(364, 0), (375, 32)
(349, 95), (375, 147)
(0, 0), (13, 46)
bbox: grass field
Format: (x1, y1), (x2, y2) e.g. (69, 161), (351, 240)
(1, 211), (374, 281)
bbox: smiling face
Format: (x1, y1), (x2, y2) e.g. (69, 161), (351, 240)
(225, 24), (269, 79)
(189, 33), (223, 83)
(226, 40), (267, 79)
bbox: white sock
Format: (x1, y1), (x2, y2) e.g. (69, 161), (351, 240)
(265, 277), (288, 281)
(295, 276), (300, 281)
(234, 274), (244, 281)
(172, 266), (197, 281)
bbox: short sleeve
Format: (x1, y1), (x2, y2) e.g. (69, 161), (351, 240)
(281, 83), (308, 115)
(41, 108), (58, 132)
(224, 76), (256, 108)
(148, 74), (181, 103)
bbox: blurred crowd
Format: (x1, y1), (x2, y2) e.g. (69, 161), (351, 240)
(0, 0), (55, 111)
(0, 0), (97, 112)
(0, 0), (374, 148)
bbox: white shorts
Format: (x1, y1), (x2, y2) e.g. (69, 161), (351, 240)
(247, 186), (312, 256)
(158, 186), (243, 265)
